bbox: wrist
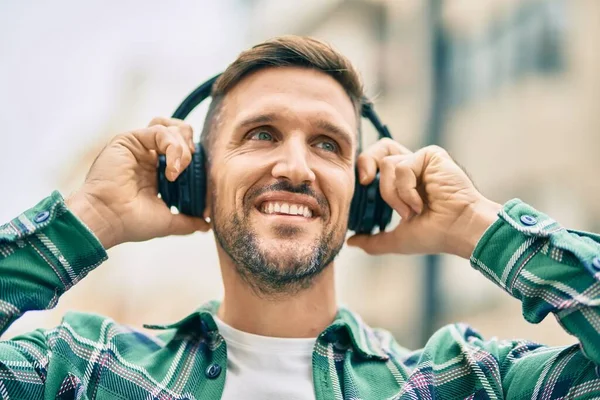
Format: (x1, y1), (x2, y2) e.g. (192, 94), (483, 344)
(450, 197), (502, 259)
(65, 191), (120, 250)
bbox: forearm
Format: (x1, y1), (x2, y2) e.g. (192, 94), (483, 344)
(471, 199), (600, 364)
(0, 191), (107, 335)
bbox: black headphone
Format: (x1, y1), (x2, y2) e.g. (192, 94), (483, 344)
(157, 74), (393, 234)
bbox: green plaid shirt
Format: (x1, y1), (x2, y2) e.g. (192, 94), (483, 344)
(1, 191), (599, 399)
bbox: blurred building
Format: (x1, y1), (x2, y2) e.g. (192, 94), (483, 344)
(245, 0), (599, 349)
(1, 0), (598, 352)
(440, 0), (600, 346)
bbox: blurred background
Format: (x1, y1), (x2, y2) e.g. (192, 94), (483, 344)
(1, 0), (598, 350)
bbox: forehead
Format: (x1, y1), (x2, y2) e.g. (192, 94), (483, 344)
(220, 67), (358, 135)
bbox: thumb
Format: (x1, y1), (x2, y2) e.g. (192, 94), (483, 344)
(347, 219), (421, 255)
(346, 230), (399, 255)
(168, 214), (211, 236)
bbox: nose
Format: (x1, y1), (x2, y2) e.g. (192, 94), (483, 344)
(271, 136), (316, 185)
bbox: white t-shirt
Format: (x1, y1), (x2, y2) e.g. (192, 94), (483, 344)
(214, 316), (316, 400)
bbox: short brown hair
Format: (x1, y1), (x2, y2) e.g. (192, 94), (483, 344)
(200, 35), (364, 155)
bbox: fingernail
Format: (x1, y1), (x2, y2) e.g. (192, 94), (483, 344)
(174, 158), (181, 173)
(359, 169), (367, 184)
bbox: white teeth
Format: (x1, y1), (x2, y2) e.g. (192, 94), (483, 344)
(259, 201), (314, 218)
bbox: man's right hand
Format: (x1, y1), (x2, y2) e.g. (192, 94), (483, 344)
(66, 117), (211, 250)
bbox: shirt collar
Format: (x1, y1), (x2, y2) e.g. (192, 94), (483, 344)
(144, 300), (389, 361)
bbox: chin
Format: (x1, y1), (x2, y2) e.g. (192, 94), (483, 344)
(260, 235), (314, 252)
(259, 235), (313, 253)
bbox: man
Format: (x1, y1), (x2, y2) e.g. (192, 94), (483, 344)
(0, 36), (598, 399)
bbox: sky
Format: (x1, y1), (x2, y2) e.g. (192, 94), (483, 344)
(0, 0), (248, 219)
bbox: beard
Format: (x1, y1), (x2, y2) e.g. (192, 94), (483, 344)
(211, 180), (346, 297)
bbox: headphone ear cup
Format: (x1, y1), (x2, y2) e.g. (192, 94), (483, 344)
(349, 168), (371, 233)
(348, 169), (393, 234)
(186, 144), (207, 217)
(156, 144), (206, 218)
(157, 155), (179, 210)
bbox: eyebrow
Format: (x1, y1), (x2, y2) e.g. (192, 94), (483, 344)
(313, 119), (353, 148)
(238, 113), (277, 129)
(237, 112), (354, 148)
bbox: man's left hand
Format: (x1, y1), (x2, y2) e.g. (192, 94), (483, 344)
(347, 139), (502, 259)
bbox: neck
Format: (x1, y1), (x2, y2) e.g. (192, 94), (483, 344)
(216, 248), (338, 338)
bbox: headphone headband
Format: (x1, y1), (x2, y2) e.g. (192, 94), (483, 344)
(172, 74), (220, 120)
(171, 73), (392, 141)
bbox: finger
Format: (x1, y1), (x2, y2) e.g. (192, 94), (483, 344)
(167, 214), (211, 235)
(148, 117), (195, 153)
(357, 138), (411, 185)
(394, 156), (425, 215)
(132, 126), (185, 181)
(379, 155), (413, 219)
(356, 152), (377, 185)
(346, 231), (399, 255)
(168, 126), (193, 172)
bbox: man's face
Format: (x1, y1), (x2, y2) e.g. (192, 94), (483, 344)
(208, 67), (357, 295)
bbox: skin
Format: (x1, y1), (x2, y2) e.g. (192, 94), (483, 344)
(209, 69), (354, 284)
(207, 67), (358, 335)
(67, 67), (501, 338)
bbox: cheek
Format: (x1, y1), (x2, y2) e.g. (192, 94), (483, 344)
(321, 170), (355, 217)
(211, 157), (267, 211)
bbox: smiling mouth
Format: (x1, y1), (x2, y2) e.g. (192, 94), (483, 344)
(257, 201), (314, 219)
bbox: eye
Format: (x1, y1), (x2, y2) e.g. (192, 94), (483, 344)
(249, 130), (274, 141)
(315, 139), (339, 153)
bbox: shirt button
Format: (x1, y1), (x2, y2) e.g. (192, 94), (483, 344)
(34, 211), (50, 223)
(592, 257), (600, 270)
(205, 363), (221, 379)
(520, 215), (537, 226)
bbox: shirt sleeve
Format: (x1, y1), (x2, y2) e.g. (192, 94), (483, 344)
(0, 191), (108, 335)
(0, 192), (108, 396)
(470, 198), (600, 365)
